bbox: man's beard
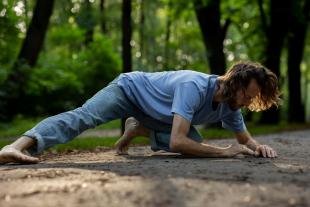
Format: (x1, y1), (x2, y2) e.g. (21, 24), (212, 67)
(226, 97), (241, 111)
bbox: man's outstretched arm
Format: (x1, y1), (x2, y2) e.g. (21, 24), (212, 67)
(169, 114), (254, 157)
(235, 130), (277, 158)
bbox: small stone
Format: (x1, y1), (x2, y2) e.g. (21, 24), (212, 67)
(185, 182), (192, 188)
(289, 198), (296, 205)
(243, 195), (251, 202)
(4, 195), (11, 202)
(259, 186), (267, 192)
(81, 183), (88, 188)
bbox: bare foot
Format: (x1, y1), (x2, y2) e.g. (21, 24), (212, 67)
(0, 145), (39, 164)
(115, 117), (140, 155)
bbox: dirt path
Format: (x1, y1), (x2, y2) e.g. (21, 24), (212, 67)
(1, 130), (310, 207)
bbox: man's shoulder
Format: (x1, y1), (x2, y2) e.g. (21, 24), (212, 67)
(176, 71), (218, 92)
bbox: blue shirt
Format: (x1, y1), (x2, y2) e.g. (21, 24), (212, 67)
(117, 70), (246, 132)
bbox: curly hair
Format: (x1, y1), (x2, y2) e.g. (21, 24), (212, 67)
(218, 61), (281, 111)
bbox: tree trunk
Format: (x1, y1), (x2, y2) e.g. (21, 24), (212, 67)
(164, 0), (172, 69)
(86, 0), (94, 44)
(100, 0), (107, 33)
(82, 0), (94, 45)
(287, 0), (310, 123)
(17, 0), (55, 67)
(121, 0), (132, 132)
(259, 0), (290, 124)
(139, 0), (145, 67)
(76, 0), (95, 45)
(0, 0), (55, 121)
(122, 0), (132, 74)
(23, 0), (29, 27)
(193, 0), (230, 129)
(193, 0), (229, 75)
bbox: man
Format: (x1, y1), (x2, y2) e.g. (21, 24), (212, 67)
(0, 61), (280, 164)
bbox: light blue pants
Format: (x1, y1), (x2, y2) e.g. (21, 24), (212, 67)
(24, 80), (202, 154)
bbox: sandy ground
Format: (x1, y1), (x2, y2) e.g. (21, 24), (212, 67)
(0, 130), (310, 207)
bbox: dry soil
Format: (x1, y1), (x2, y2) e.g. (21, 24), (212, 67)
(1, 130), (310, 207)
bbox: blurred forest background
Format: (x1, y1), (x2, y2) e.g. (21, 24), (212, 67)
(0, 0), (310, 128)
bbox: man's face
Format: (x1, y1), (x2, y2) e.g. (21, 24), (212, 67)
(228, 79), (260, 111)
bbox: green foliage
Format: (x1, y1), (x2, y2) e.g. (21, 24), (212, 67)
(77, 35), (121, 96)
(24, 26), (121, 114)
(26, 54), (82, 97)
(76, 0), (97, 31)
(0, 0), (309, 122)
(221, 0), (266, 63)
(0, 0), (22, 81)
(48, 25), (85, 50)
(0, 115), (44, 138)
(131, 0), (208, 72)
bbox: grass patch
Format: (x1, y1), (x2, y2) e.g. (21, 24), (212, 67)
(47, 136), (148, 152)
(0, 116), (44, 138)
(0, 116), (310, 153)
(0, 139), (12, 149)
(200, 122), (310, 139)
(96, 119), (121, 130)
(0, 136), (149, 152)
(0, 117), (120, 138)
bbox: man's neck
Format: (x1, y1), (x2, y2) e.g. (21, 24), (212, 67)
(213, 81), (224, 103)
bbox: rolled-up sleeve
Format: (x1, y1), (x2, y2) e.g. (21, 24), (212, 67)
(23, 129), (46, 155)
(222, 110), (247, 133)
(171, 82), (201, 122)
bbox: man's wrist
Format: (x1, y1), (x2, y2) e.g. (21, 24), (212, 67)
(245, 139), (259, 151)
(218, 146), (234, 158)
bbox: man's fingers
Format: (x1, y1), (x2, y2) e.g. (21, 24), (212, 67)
(261, 146), (267, 157)
(265, 146), (278, 158)
(266, 146), (272, 157)
(255, 145), (278, 158)
(242, 146), (254, 156)
(254, 150), (260, 157)
(255, 146), (266, 157)
(270, 149), (278, 158)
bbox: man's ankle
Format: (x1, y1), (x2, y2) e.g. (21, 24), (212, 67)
(9, 136), (36, 151)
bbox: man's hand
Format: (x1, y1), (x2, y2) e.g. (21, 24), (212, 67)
(254, 145), (277, 158)
(224, 143), (255, 157)
(235, 131), (277, 158)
